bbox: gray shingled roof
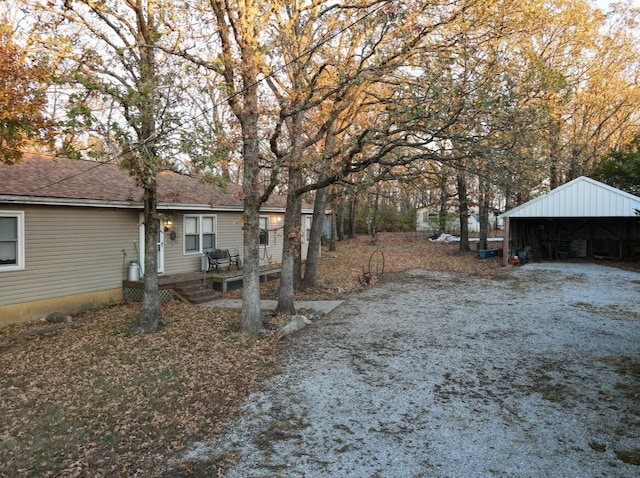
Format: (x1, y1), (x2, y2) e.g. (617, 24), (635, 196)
(0, 153), (288, 210)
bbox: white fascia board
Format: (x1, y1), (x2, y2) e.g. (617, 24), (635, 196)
(1, 196), (291, 214)
(0, 195), (141, 209)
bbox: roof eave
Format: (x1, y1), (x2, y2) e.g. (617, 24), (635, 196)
(0, 195), (141, 209)
(0, 196), (290, 213)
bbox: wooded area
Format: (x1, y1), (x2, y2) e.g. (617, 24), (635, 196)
(2, 0), (639, 332)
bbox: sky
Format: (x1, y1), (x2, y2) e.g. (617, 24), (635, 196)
(594, 0), (640, 9)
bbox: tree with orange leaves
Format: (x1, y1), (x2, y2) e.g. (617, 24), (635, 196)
(0, 25), (53, 164)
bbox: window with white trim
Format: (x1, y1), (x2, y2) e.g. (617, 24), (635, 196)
(183, 214), (217, 254)
(0, 211), (25, 271)
(259, 216), (269, 246)
(305, 216), (313, 242)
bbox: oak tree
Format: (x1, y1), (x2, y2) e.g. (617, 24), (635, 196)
(0, 23), (53, 164)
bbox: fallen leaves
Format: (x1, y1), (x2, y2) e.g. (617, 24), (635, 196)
(0, 303), (278, 477)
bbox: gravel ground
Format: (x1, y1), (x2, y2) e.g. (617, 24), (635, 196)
(177, 262), (640, 477)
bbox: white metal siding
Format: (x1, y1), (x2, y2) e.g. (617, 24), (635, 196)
(502, 177), (640, 218)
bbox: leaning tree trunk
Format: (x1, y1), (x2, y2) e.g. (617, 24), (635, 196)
(137, 179), (160, 333)
(302, 186), (328, 289)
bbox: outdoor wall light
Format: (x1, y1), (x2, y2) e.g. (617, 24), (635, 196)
(163, 220), (173, 232)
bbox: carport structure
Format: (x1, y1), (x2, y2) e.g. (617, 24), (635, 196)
(499, 176), (640, 265)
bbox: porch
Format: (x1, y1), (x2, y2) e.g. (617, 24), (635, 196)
(122, 266), (282, 304)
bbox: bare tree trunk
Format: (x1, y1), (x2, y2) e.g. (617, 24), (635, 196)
(438, 178), (448, 234)
(504, 181), (513, 211)
(240, 91), (265, 334)
(293, 198), (303, 290)
(369, 189), (380, 246)
(348, 197), (357, 239)
(550, 161), (559, 190)
(274, 74), (305, 308)
(336, 198), (344, 242)
(329, 207), (337, 252)
(478, 175), (490, 251)
(135, 16), (161, 333)
(137, 180), (160, 333)
(276, 166), (302, 315)
(241, 160), (264, 333)
(302, 186), (328, 289)
(457, 172), (470, 252)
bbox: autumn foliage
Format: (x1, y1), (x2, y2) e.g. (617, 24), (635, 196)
(0, 25), (54, 164)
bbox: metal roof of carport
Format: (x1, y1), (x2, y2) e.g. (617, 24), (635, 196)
(499, 176), (640, 218)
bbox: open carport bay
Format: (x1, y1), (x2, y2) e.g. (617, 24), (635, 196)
(176, 262), (640, 477)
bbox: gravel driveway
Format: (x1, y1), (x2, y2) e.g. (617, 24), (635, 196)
(178, 262), (640, 477)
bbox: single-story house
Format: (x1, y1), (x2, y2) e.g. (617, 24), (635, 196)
(416, 207), (501, 234)
(416, 207), (459, 234)
(0, 153), (314, 325)
(499, 176), (640, 266)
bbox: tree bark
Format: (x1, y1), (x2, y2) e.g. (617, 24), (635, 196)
(137, 179), (160, 333)
(208, 0), (268, 334)
(329, 207), (337, 252)
(457, 172), (470, 252)
(369, 188), (380, 246)
(336, 198), (344, 242)
(438, 178), (448, 234)
(135, 4), (161, 333)
(302, 186), (328, 289)
(275, 166), (302, 316)
(240, 96), (265, 333)
(478, 175), (490, 251)
(348, 197), (357, 239)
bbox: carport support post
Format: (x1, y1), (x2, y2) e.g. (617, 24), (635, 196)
(502, 217), (511, 266)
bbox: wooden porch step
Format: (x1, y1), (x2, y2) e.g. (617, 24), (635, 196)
(173, 283), (219, 305)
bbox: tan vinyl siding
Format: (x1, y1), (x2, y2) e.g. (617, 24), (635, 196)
(216, 213), (244, 251)
(1, 207), (306, 308)
(161, 213), (195, 274)
(160, 211), (245, 274)
(0, 205), (139, 307)
(253, 214), (285, 265)
(161, 212), (288, 274)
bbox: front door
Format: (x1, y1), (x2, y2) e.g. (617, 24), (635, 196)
(138, 215), (165, 276)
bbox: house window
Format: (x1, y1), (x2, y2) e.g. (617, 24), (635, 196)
(0, 211), (24, 271)
(305, 216), (312, 242)
(259, 216), (269, 246)
(184, 214), (217, 254)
